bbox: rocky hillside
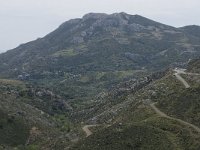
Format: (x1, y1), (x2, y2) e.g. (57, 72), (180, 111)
(71, 59), (200, 150)
(188, 58), (200, 73)
(0, 79), (77, 149)
(0, 13), (200, 78)
(0, 13), (200, 149)
(180, 25), (200, 38)
(1, 12), (200, 116)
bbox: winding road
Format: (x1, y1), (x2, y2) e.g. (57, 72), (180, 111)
(174, 68), (190, 88)
(149, 68), (200, 133)
(82, 68), (200, 137)
(174, 68), (200, 88)
(150, 103), (200, 133)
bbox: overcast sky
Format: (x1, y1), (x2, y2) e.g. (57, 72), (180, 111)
(0, 0), (200, 53)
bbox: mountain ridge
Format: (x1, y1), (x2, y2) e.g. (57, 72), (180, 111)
(0, 12), (200, 149)
(1, 12), (200, 79)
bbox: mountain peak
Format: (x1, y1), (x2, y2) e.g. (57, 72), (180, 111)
(82, 12), (139, 19)
(80, 12), (170, 29)
(82, 13), (108, 20)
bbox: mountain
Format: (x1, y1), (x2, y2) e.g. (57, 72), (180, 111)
(180, 25), (200, 38)
(1, 12), (200, 78)
(0, 12), (200, 149)
(1, 12), (200, 114)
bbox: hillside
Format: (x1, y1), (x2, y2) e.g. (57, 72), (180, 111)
(1, 13), (200, 78)
(1, 13), (200, 115)
(0, 13), (200, 149)
(188, 58), (200, 73)
(71, 60), (200, 150)
(180, 25), (200, 38)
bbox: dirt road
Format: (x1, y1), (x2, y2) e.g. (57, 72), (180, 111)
(174, 73), (190, 88)
(173, 68), (200, 88)
(150, 103), (200, 133)
(82, 125), (98, 137)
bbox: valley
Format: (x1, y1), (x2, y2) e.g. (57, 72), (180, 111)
(0, 13), (200, 149)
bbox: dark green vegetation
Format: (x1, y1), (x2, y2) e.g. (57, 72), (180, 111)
(188, 58), (200, 73)
(157, 84), (200, 127)
(71, 60), (200, 150)
(0, 12), (200, 149)
(155, 58), (200, 127)
(72, 124), (176, 150)
(0, 13), (200, 110)
(72, 104), (200, 150)
(0, 110), (29, 146)
(0, 79), (75, 149)
(0, 12), (200, 113)
(2, 13), (200, 77)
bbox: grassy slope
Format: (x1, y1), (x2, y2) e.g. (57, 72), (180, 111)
(0, 79), (74, 149)
(72, 105), (200, 150)
(152, 73), (200, 127)
(73, 124), (175, 150)
(0, 15), (200, 149)
(71, 67), (200, 150)
(0, 110), (29, 146)
(188, 59), (200, 73)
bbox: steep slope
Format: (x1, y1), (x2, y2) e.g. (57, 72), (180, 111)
(156, 60), (200, 127)
(180, 25), (200, 38)
(0, 109), (29, 147)
(71, 60), (200, 150)
(1, 13), (200, 149)
(1, 12), (200, 78)
(188, 58), (200, 73)
(0, 79), (75, 149)
(1, 12), (200, 116)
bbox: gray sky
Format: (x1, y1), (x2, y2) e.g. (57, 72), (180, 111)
(0, 0), (200, 53)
